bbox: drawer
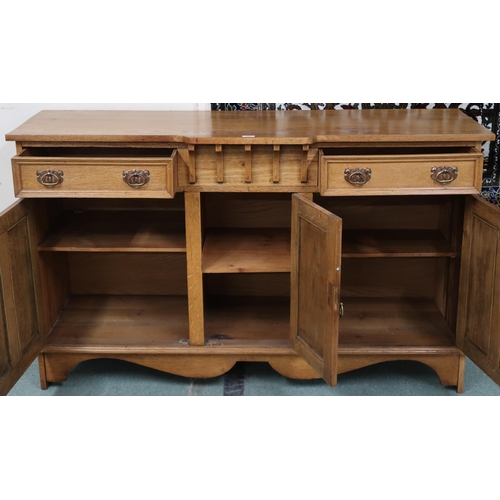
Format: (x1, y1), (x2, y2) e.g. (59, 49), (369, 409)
(177, 145), (319, 192)
(320, 149), (484, 196)
(12, 147), (178, 198)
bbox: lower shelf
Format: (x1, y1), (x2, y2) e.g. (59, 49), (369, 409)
(45, 295), (189, 350)
(44, 295), (458, 355)
(339, 297), (458, 353)
(203, 295), (457, 352)
(204, 296), (290, 344)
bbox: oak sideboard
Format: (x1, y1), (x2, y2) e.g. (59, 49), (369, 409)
(1, 109), (498, 395)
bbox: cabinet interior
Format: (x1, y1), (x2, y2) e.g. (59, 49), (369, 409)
(202, 193), (463, 349)
(35, 196), (190, 350)
(34, 193), (464, 352)
(321, 146), (477, 156)
(202, 193), (291, 344)
(19, 147), (176, 158)
(317, 194), (463, 349)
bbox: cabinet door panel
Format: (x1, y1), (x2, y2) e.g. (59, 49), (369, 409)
(457, 196), (500, 385)
(0, 201), (43, 396)
(0, 272), (12, 380)
(7, 217), (39, 353)
(291, 194), (342, 385)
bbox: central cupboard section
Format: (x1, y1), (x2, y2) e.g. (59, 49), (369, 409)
(198, 192), (463, 353)
(201, 193), (292, 346)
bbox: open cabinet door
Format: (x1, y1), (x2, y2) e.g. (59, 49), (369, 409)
(457, 196), (500, 386)
(0, 200), (45, 396)
(291, 194), (342, 386)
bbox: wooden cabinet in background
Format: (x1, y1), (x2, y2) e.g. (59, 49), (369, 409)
(1, 109), (499, 395)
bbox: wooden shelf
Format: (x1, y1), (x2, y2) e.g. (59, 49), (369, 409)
(39, 210), (186, 252)
(44, 295), (189, 351)
(43, 295), (460, 355)
(204, 296), (290, 343)
(342, 230), (456, 258)
(203, 228), (291, 273)
(203, 296), (457, 352)
(339, 297), (458, 352)
(201, 228), (455, 269)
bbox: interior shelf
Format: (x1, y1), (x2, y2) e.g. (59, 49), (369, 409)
(44, 295), (189, 351)
(201, 228), (455, 269)
(203, 296), (457, 351)
(42, 296), (458, 353)
(202, 228), (291, 273)
(338, 297), (457, 351)
(341, 230), (456, 258)
(204, 296), (290, 344)
(39, 210), (186, 252)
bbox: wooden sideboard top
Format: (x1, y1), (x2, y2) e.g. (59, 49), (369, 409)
(6, 109), (495, 145)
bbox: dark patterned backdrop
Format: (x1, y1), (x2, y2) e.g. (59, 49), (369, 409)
(211, 103), (500, 204)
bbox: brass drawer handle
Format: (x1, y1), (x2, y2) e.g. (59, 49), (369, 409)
(37, 170), (64, 187)
(123, 169), (151, 188)
(344, 168), (372, 186)
(431, 166), (458, 184)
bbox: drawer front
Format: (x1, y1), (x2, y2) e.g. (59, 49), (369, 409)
(177, 145), (319, 192)
(320, 152), (483, 196)
(12, 152), (177, 198)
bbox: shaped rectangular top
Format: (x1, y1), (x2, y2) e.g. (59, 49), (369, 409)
(5, 109), (495, 145)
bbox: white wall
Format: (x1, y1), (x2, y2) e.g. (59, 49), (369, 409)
(0, 103), (210, 212)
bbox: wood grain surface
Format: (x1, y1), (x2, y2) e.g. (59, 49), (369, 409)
(6, 109), (495, 144)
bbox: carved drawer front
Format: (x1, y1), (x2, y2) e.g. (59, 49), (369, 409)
(12, 148), (177, 198)
(177, 145), (319, 192)
(320, 149), (483, 196)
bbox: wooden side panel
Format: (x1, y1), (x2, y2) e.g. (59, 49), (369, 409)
(290, 194), (342, 385)
(0, 201), (44, 396)
(41, 252), (71, 327)
(457, 196), (500, 385)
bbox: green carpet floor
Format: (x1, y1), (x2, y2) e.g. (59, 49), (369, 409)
(8, 357), (500, 396)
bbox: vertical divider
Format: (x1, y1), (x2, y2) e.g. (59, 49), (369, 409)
(188, 145), (196, 184)
(216, 145), (224, 183)
(301, 145), (310, 183)
(273, 145), (281, 183)
(245, 145), (252, 183)
(185, 192), (205, 346)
